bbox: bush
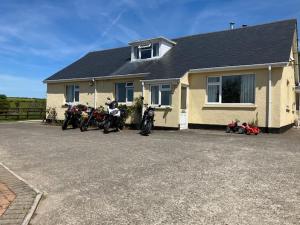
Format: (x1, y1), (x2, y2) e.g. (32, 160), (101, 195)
(0, 94), (10, 111)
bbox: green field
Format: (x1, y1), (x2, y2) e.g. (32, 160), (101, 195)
(0, 96), (46, 120)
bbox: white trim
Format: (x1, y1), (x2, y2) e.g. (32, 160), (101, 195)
(141, 78), (180, 83)
(189, 62), (288, 74)
(149, 83), (172, 106)
(268, 65), (272, 128)
(44, 73), (148, 83)
(65, 84), (80, 104)
(115, 82), (134, 104)
(128, 36), (177, 46)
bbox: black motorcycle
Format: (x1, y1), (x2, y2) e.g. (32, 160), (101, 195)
(80, 107), (106, 132)
(62, 104), (85, 130)
(103, 99), (127, 133)
(140, 104), (157, 135)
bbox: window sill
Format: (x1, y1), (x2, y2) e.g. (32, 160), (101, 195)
(150, 105), (173, 110)
(203, 104), (257, 109)
(119, 102), (133, 106)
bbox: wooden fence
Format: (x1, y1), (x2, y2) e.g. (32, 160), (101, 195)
(0, 108), (46, 120)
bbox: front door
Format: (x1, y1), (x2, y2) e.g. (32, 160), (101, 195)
(180, 86), (188, 129)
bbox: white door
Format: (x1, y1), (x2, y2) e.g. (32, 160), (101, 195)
(180, 86), (188, 129)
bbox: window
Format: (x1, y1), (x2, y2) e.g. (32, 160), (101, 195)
(66, 84), (79, 103)
(140, 46), (152, 59)
(133, 46), (139, 59)
(153, 43), (159, 57)
(207, 74), (255, 103)
(134, 42), (160, 59)
(116, 82), (134, 103)
(150, 84), (171, 106)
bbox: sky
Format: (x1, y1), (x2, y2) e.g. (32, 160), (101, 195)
(0, 0), (299, 98)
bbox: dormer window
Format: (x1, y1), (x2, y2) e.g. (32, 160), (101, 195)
(129, 37), (176, 61)
(133, 43), (159, 60)
(140, 44), (152, 59)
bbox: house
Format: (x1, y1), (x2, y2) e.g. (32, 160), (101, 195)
(44, 19), (299, 133)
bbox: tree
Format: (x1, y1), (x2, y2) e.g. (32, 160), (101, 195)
(0, 94), (10, 111)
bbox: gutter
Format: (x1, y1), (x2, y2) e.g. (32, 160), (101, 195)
(141, 78), (180, 83)
(189, 62), (288, 73)
(44, 73), (148, 83)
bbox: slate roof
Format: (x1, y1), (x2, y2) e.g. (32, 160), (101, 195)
(45, 19), (297, 82)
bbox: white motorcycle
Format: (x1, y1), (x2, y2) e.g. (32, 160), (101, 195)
(103, 98), (126, 133)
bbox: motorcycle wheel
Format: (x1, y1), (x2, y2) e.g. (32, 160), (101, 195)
(237, 127), (245, 134)
(103, 120), (110, 134)
(72, 120), (78, 129)
(225, 127), (231, 133)
(62, 119), (69, 130)
(142, 121), (152, 135)
(80, 120), (88, 132)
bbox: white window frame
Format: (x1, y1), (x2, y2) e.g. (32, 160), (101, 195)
(134, 42), (160, 60)
(115, 82), (134, 103)
(150, 84), (172, 106)
(65, 84), (80, 104)
(206, 74), (256, 104)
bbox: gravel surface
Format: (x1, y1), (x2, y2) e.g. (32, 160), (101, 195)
(0, 122), (299, 225)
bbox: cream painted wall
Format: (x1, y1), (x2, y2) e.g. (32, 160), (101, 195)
(187, 68), (285, 128)
(280, 63), (297, 126)
(95, 78), (142, 107)
(143, 82), (180, 128)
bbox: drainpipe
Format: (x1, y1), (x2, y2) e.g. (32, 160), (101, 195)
(267, 65), (272, 131)
(93, 78), (96, 108)
(141, 81), (145, 113)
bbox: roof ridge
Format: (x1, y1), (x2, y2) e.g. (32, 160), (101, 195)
(172, 18), (297, 41)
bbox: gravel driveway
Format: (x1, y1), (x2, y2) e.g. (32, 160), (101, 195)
(0, 122), (299, 225)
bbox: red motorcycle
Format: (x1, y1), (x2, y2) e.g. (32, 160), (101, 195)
(62, 104), (87, 130)
(80, 107), (106, 132)
(239, 123), (260, 135)
(226, 120), (240, 133)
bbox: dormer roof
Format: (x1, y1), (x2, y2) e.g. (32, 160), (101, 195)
(128, 37), (176, 46)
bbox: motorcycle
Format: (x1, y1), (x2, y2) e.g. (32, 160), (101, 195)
(238, 123), (260, 135)
(80, 107), (106, 132)
(140, 103), (157, 135)
(226, 120), (240, 133)
(103, 98), (127, 133)
(62, 104), (86, 130)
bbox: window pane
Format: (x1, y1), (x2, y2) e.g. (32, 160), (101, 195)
(127, 87), (133, 102)
(208, 85), (219, 102)
(116, 83), (126, 102)
(208, 77), (220, 83)
(161, 90), (171, 105)
(153, 43), (159, 57)
(66, 85), (74, 102)
(222, 76), (241, 103)
(126, 82), (133, 87)
(134, 46), (139, 59)
(151, 86), (159, 105)
(181, 87), (187, 109)
(161, 84), (170, 90)
(75, 91), (79, 102)
(141, 47), (152, 59)
(240, 74), (255, 103)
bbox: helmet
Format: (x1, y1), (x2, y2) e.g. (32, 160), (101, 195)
(109, 101), (118, 109)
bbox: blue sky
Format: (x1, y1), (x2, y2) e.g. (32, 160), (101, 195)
(0, 0), (299, 98)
